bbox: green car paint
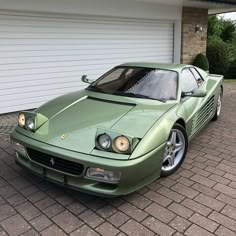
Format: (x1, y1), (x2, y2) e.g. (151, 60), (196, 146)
(10, 63), (224, 196)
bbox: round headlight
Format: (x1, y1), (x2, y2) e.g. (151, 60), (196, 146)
(18, 113), (25, 127)
(98, 134), (112, 150)
(25, 117), (35, 131)
(114, 136), (130, 152)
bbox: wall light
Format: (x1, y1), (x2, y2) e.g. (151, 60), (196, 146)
(195, 25), (203, 33)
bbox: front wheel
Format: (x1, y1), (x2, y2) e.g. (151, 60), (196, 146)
(161, 124), (188, 177)
(212, 90), (223, 121)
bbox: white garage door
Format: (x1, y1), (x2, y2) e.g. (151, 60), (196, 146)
(0, 13), (174, 114)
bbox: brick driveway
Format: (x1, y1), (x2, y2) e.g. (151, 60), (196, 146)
(0, 83), (236, 236)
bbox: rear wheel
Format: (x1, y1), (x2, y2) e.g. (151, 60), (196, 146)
(161, 124), (188, 177)
(212, 90), (223, 121)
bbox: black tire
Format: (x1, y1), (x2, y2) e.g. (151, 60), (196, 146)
(161, 124), (188, 177)
(212, 89), (223, 121)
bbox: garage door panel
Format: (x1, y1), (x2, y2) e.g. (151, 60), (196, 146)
(0, 55), (173, 71)
(0, 52), (173, 64)
(0, 13), (174, 113)
(0, 87), (85, 104)
(0, 82), (84, 96)
(0, 44), (171, 51)
(0, 47), (172, 57)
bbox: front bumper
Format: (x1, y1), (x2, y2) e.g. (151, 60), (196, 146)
(11, 130), (165, 196)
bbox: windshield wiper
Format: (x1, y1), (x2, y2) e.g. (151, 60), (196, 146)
(113, 92), (166, 103)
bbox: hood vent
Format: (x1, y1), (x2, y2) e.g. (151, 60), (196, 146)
(87, 96), (136, 106)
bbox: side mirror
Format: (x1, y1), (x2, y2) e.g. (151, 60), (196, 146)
(81, 75), (93, 84)
(182, 87), (207, 98)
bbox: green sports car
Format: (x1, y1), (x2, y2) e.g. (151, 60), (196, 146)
(10, 62), (223, 196)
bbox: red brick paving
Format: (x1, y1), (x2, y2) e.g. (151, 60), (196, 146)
(0, 82), (236, 235)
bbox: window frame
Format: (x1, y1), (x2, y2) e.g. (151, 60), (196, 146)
(181, 68), (199, 93)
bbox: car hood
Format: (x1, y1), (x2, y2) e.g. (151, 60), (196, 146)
(22, 90), (176, 154)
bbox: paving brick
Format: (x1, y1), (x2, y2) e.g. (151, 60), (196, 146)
(96, 204), (117, 218)
(194, 193), (225, 212)
(189, 213), (219, 232)
(52, 210), (83, 233)
(118, 202), (148, 222)
(213, 183), (236, 199)
(159, 177), (177, 188)
(178, 169), (194, 178)
(145, 203), (176, 224)
(176, 176), (194, 187)
(34, 196), (56, 210)
(0, 214), (31, 236)
(70, 224), (99, 236)
(16, 201), (41, 221)
(8, 177), (31, 191)
(171, 183), (199, 199)
(169, 216), (191, 233)
(221, 205), (236, 220)
(158, 186), (185, 203)
(79, 209), (104, 228)
(66, 201), (87, 216)
(0, 204), (16, 221)
(19, 185), (39, 197)
(209, 211), (236, 232)
(30, 214), (52, 231)
(0, 197), (6, 206)
(0, 185), (18, 198)
(224, 173), (236, 182)
(208, 174), (231, 185)
(191, 167), (211, 177)
(27, 191), (47, 203)
(190, 174), (216, 188)
(85, 198), (106, 211)
(41, 224), (67, 236)
(146, 181), (162, 191)
(43, 203), (65, 218)
(192, 183), (219, 198)
(205, 166), (225, 176)
(108, 211), (129, 227)
(120, 219), (154, 236)
(123, 192), (151, 209)
(144, 190), (172, 207)
(143, 216), (175, 236)
(215, 225), (236, 236)
(228, 181), (236, 189)
(168, 202), (193, 219)
(181, 199), (212, 216)
(184, 224), (214, 236)
(217, 193), (236, 208)
(7, 193), (26, 207)
(216, 164), (236, 176)
(96, 222), (119, 236)
(21, 229), (40, 236)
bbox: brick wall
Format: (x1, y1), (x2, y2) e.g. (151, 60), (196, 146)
(181, 7), (208, 64)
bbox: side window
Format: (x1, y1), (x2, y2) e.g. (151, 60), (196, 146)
(190, 68), (204, 86)
(181, 69), (198, 93)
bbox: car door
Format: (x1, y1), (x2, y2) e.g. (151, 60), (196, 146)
(180, 68), (204, 137)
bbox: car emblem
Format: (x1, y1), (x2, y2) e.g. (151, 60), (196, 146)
(50, 157), (55, 166)
(61, 134), (68, 140)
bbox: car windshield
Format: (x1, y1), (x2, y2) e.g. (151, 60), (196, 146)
(87, 66), (178, 101)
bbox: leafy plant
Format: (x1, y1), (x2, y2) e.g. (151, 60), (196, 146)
(226, 59), (236, 79)
(192, 53), (209, 71)
(206, 37), (229, 75)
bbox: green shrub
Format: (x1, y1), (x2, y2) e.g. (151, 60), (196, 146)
(206, 37), (229, 75)
(192, 53), (209, 71)
(226, 59), (236, 79)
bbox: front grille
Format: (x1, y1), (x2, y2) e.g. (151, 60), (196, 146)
(27, 148), (84, 176)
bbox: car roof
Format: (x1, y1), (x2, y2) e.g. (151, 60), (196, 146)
(118, 62), (188, 72)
